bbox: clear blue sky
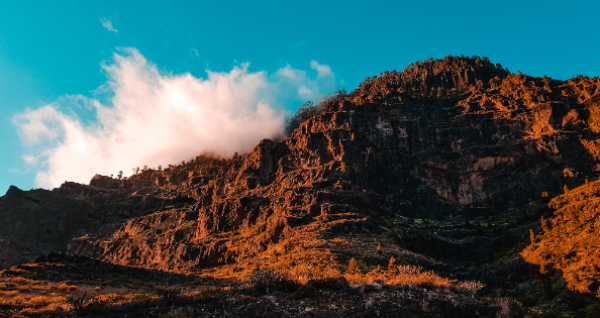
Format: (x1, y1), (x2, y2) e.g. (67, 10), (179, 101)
(1, 0), (599, 194)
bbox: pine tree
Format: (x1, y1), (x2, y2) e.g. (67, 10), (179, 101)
(347, 258), (359, 275)
(388, 256), (398, 276)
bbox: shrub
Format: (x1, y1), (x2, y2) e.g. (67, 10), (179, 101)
(387, 257), (398, 277)
(28, 296), (50, 306)
(65, 292), (91, 311)
(370, 265), (382, 275)
(11, 296), (27, 305)
(347, 258), (359, 275)
(249, 269), (282, 294)
(57, 283), (76, 291)
(455, 280), (485, 294)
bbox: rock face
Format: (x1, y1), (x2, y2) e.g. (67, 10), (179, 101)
(0, 178), (195, 269)
(2, 56), (600, 285)
(65, 56), (600, 274)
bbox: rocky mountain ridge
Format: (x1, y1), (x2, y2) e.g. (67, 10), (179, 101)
(3, 55), (600, 316)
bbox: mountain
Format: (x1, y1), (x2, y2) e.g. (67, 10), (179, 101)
(2, 55), (600, 317)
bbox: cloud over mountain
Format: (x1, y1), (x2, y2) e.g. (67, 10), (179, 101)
(14, 48), (335, 188)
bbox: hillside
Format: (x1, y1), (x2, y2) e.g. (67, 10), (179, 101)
(2, 55), (600, 317)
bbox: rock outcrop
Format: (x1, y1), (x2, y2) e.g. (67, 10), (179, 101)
(2, 56), (600, 293)
(65, 56), (600, 277)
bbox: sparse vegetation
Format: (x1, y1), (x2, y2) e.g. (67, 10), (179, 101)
(522, 179), (600, 294)
(6, 55), (600, 317)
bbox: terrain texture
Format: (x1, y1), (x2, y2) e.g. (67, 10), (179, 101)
(3, 56), (600, 317)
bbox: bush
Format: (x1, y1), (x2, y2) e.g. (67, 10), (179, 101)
(347, 258), (359, 275)
(28, 296), (50, 306)
(249, 269), (283, 294)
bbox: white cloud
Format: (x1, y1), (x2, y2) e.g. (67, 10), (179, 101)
(190, 48), (200, 57)
(311, 61), (333, 77)
(297, 86), (313, 99)
(14, 48), (336, 188)
(274, 64), (336, 102)
(22, 155), (38, 165)
(100, 18), (118, 33)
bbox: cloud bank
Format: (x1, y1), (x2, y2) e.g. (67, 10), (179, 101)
(14, 48), (335, 188)
(100, 18), (118, 33)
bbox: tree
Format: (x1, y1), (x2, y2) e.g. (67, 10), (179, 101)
(377, 243), (382, 256)
(117, 170), (123, 180)
(388, 256), (398, 276)
(347, 258), (359, 275)
(370, 264), (381, 275)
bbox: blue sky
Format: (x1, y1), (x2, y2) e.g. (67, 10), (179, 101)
(1, 0), (599, 193)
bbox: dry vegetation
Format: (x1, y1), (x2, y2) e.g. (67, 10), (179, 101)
(0, 275), (73, 316)
(348, 55), (506, 104)
(10, 55), (600, 316)
(522, 179), (600, 294)
(0, 235), (485, 316)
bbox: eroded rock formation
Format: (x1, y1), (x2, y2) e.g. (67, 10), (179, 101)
(2, 56), (600, 290)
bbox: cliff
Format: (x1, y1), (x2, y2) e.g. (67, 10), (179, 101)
(2, 55), (600, 316)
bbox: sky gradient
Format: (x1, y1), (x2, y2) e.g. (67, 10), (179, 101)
(1, 0), (599, 193)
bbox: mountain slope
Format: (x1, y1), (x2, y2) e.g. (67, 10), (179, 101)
(53, 56), (600, 276)
(2, 55), (600, 316)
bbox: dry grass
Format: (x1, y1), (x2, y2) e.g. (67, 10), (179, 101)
(57, 282), (77, 291)
(27, 296), (50, 306)
(343, 263), (484, 292)
(329, 238), (351, 245)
